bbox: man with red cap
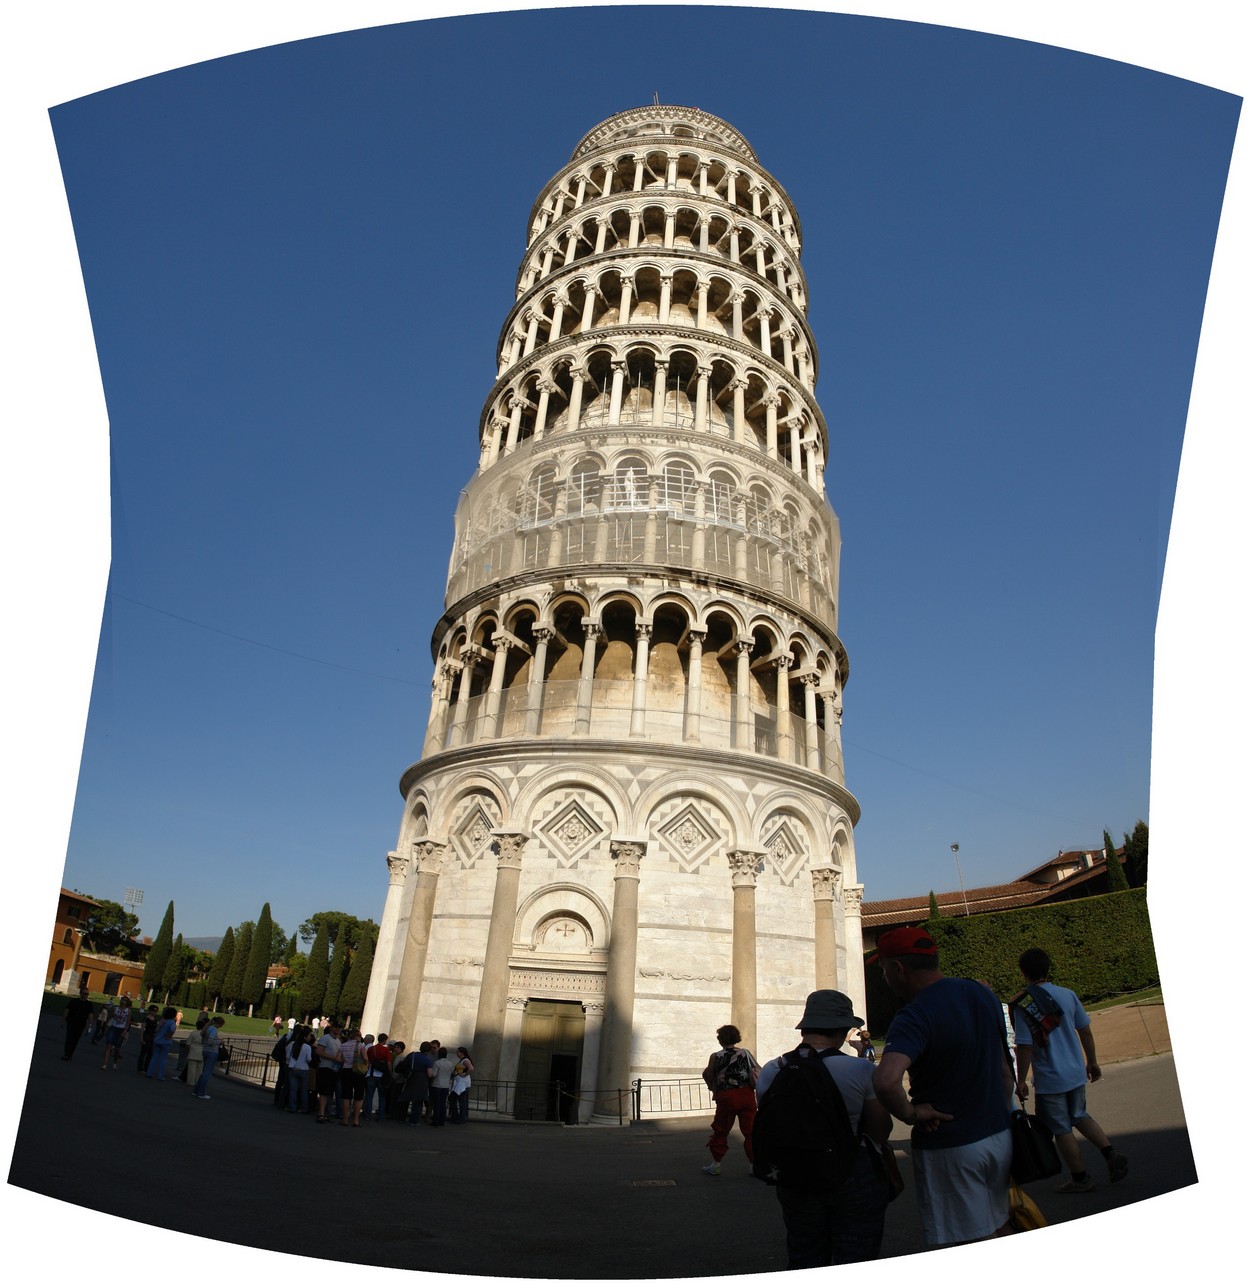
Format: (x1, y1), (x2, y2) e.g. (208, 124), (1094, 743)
(869, 926), (1015, 1247)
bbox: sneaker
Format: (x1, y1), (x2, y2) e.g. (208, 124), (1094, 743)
(1056, 1177), (1095, 1193)
(701, 1162), (721, 1176)
(1107, 1151), (1128, 1183)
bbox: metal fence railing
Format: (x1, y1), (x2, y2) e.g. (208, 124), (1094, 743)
(631, 1077), (714, 1121)
(214, 1052), (693, 1128)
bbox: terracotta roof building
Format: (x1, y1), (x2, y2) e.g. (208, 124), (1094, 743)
(861, 848), (1128, 949)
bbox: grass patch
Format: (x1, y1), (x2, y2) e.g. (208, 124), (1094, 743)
(1084, 986), (1163, 1012)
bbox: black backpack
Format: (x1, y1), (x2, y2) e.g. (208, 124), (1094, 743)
(752, 1044), (859, 1188)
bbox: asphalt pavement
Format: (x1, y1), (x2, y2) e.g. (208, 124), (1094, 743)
(7, 1012), (1196, 1279)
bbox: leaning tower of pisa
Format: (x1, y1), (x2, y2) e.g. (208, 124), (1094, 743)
(363, 106), (863, 1122)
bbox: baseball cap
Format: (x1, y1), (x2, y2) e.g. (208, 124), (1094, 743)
(866, 925), (938, 964)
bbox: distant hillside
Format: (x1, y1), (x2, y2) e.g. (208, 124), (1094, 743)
(185, 937), (222, 954)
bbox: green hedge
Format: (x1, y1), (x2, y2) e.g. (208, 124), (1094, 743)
(864, 888), (1159, 1035)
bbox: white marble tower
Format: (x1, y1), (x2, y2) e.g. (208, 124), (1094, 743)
(363, 106), (863, 1121)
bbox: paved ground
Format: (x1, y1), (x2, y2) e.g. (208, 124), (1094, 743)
(6, 1009), (1196, 1278)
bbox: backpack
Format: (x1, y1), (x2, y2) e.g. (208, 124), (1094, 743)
(1009, 984), (1063, 1048)
(271, 1035), (288, 1063)
(751, 1044), (859, 1188)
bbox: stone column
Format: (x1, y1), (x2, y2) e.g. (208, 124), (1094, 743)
(525, 625), (553, 735)
(361, 849), (411, 1036)
(843, 884), (866, 1015)
(728, 849), (762, 1054)
(801, 673), (820, 769)
(658, 274), (672, 324)
(483, 636), (512, 737)
(694, 366), (710, 433)
(684, 629), (705, 744)
(574, 621), (601, 735)
(810, 866), (841, 988)
(765, 395), (779, 460)
(472, 831), (528, 1080)
(566, 366), (587, 432)
(629, 623), (651, 737)
(773, 655), (793, 761)
(447, 649), (480, 748)
(595, 839), (646, 1118)
(533, 379), (553, 440)
(422, 661), (455, 757)
(734, 637), (753, 751)
(652, 361), (668, 426)
(386, 840), (446, 1046)
(608, 361), (626, 423)
(731, 378), (747, 444)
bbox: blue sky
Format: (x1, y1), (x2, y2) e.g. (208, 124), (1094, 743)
(6, 3), (1246, 1279)
(36, 8), (1238, 943)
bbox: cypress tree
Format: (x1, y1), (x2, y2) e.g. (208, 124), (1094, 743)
(302, 921), (330, 1018)
(242, 903), (274, 1012)
(323, 937), (349, 1021)
(1104, 829), (1129, 892)
(338, 927), (375, 1024)
(222, 921), (253, 1009)
(927, 890), (941, 920)
(143, 901), (176, 1001)
(1123, 820), (1149, 888)
(160, 933), (187, 1001)
(205, 927), (234, 1011)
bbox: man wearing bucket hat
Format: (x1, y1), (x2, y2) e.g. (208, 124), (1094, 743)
(869, 926), (1015, 1247)
(754, 989), (894, 1267)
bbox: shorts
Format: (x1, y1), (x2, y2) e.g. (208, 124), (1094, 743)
(105, 1027), (127, 1048)
(340, 1070), (366, 1101)
(912, 1129), (1012, 1247)
(315, 1066), (341, 1095)
(1035, 1085), (1088, 1135)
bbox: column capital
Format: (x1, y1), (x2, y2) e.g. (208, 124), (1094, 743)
(687, 628), (707, 648)
(582, 620), (604, 641)
(413, 838), (447, 876)
(532, 624), (555, 643)
(491, 633), (515, 653)
(810, 865), (842, 901)
(386, 849), (410, 884)
(490, 830), (529, 870)
(610, 839), (646, 879)
(773, 654), (793, 673)
(734, 636), (753, 657)
(844, 883), (864, 914)
(799, 671), (820, 688)
(635, 622), (652, 641)
(728, 848), (764, 888)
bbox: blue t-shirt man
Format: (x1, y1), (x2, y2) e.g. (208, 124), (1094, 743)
(881, 976), (1012, 1150)
(1011, 981), (1090, 1095)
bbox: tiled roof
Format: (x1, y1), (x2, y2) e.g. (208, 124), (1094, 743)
(862, 882), (1049, 929)
(862, 852), (1123, 930)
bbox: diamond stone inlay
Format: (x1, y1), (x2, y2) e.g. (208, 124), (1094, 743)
(538, 799), (606, 867)
(656, 803), (719, 872)
(763, 818), (807, 885)
(452, 800), (499, 869)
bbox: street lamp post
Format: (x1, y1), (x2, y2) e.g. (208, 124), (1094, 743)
(951, 844), (970, 916)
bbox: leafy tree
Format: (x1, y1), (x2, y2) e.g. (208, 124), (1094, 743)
(143, 901), (176, 999)
(283, 934), (300, 966)
(82, 898), (141, 958)
(222, 921), (253, 1009)
(338, 926), (375, 1022)
(927, 891), (941, 920)
(1104, 829), (1129, 892)
(281, 950), (308, 989)
(205, 927), (234, 1009)
(299, 911), (377, 952)
(269, 922), (290, 966)
(1123, 819), (1149, 888)
(160, 933), (190, 1001)
(242, 903), (274, 1010)
(302, 921), (330, 1017)
(323, 938), (349, 1020)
